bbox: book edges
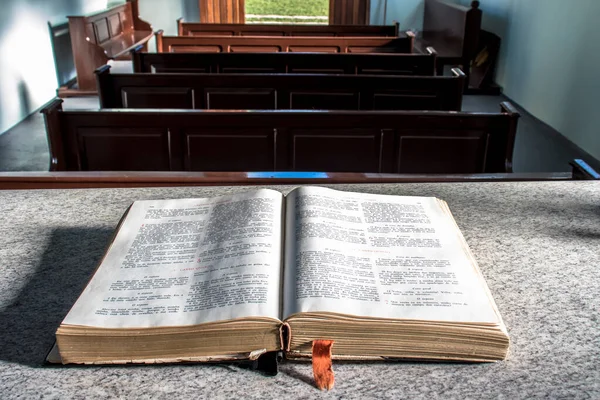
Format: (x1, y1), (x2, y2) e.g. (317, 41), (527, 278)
(46, 342), (273, 365)
(285, 351), (504, 363)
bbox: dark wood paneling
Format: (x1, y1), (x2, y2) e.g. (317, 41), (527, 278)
(121, 87), (195, 108)
(93, 19), (110, 43)
(372, 92), (440, 111)
(185, 129), (275, 171)
(108, 13), (122, 38)
(74, 128), (172, 171)
(156, 33), (413, 54)
(42, 98), (519, 173)
(415, 0), (481, 83)
(396, 132), (488, 173)
(178, 20), (398, 37)
(97, 68), (464, 111)
(204, 88), (277, 109)
(133, 50), (437, 76)
(290, 129), (381, 172)
(288, 91), (359, 110)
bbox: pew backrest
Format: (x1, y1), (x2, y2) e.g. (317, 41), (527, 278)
(418, 0), (481, 77)
(156, 30), (414, 53)
(132, 50), (437, 76)
(96, 66), (465, 111)
(177, 19), (400, 37)
(42, 99), (518, 174)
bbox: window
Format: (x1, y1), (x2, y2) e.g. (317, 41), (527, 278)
(245, 0), (328, 24)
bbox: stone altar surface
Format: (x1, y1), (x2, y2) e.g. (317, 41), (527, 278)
(0, 181), (598, 399)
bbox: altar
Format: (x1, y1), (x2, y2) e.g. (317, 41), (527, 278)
(0, 180), (598, 398)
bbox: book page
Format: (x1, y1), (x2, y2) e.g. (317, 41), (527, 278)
(63, 189), (284, 328)
(283, 186), (499, 323)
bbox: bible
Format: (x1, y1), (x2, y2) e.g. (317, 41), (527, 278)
(55, 186), (509, 364)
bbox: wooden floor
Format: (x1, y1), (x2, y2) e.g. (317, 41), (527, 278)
(0, 95), (598, 173)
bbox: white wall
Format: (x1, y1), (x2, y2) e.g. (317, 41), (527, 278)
(0, 0), (199, 136)
(0, 0), (110, 135)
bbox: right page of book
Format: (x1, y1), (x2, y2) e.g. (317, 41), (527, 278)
(283, 186), (500, 323)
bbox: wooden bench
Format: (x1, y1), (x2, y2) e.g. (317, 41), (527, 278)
(415, 0), (481, 81)
(64, 0), (153, 95)
(96, 65), (464, 111)
(42, 99), (518, 173)
(156, 30), (414, 53)
(132, 48), (437, 75)
(177, 19), (400, 37)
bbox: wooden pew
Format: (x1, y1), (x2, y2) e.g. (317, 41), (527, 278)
(132, 49), (437, 75)
(96, 65), (465, 111)
(177, 19), (400, 37)
(415, 0), (481, 81)
(155, 30), (414, 53)
(65, 0), (153, 95)
(41, 99), (518, 173)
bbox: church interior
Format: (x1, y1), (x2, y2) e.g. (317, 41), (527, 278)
(0, 1), (598, 397)
(0, 0), (599, 175)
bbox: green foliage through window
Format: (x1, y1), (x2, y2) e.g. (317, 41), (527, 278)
(246, 0), (328, 24)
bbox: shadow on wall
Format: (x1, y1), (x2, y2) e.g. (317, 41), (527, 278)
(47, 21), (76, 88)
(18, 81), (32, 120)
(0, 0), (109, 135)
(183, 0), (200, 22)
(403, 2), (424, 32)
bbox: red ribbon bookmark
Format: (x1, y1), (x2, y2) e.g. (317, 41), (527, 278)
(312, 340), (335, 390)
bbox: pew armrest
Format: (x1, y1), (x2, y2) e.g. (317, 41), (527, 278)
(177, 18), (184, 36)
(40, 99), (65, 172)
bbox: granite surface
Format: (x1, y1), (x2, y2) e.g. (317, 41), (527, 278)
(0, 182), (598, 399)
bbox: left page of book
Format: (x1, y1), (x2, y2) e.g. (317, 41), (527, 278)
(62, 189), (285, 328)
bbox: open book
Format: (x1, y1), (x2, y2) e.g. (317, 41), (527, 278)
(55, 186), (509, 364)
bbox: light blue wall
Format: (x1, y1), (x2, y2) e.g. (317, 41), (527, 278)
(390, 0), (600, 159)
(370, 0), (424, 31)
(455, 0), (512, 85)
(139, 0), (199, 36)
(0, 0), (198, 136)
(471, 0), (600, 160)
